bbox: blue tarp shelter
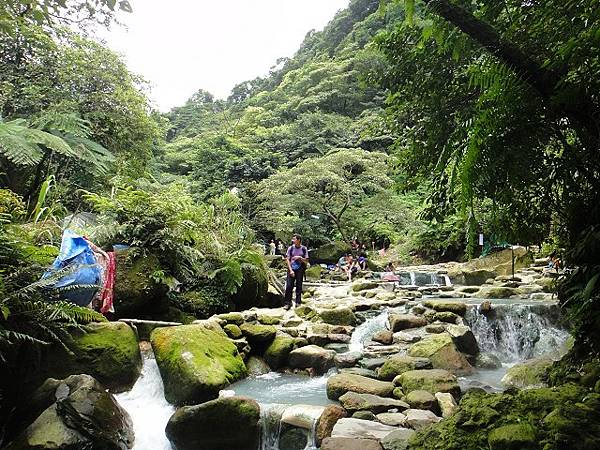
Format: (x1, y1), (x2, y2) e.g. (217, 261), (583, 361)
(43, 229), (102, 306)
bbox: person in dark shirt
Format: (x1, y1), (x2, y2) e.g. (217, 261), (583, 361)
(284, 234), (308, 310)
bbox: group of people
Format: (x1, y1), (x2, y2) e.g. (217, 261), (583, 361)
(267, 239), (286, 256)
(335, 252), (368, 281)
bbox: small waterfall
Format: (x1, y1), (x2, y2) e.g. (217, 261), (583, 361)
(409, 272), (417, 285)
(260, 404), (286, 450)
(466, 304), (569, 363)
(349, 310), (389, 352)
(305, 416), (319, 450)
(116, 349), (175, 450)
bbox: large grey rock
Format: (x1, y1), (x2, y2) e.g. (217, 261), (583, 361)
(405, 390), (437, 411)
(377, 355), (432, 381)
(380, 428), (416, 450)
(475, 352), (502, 369)
(327, 373), (394, 400)
(389, 314), (427, 332)
(331, 418), (397, 440)
(335, 351), (362, 368)
(404, 409), (442, 430)
(446, 324), (479, 355)
(339, 391), (409, 414)
(376, 412), (407, 427)
(165, 396), (260, 450)
(435, 392), (458, 418)
(288, 345), (336, 374)
(322, 437), (383, 450)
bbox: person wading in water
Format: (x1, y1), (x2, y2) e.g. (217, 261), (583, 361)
(284, 234), (308, 310)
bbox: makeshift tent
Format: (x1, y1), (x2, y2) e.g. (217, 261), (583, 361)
(43, 229), (115, 312)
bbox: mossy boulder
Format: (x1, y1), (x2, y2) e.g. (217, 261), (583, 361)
(502, 358), (553, 389)
(377, 355), (432, 381)
(407, 384), (600, 450)
(239, 323), (277, 347)
(389, 314), (428, 332)
(178, 286), (231, 319)
(295, 305), (318, 320)
(231, 263), (269, 310)
(165, 396), (260, 450)
(326, 373), (394, 400)
(114, 253), (169, 318)
(311, 241), (352, 264)
(217, 312), (244, 325)
(405, 390), (437, 411)
(151, 324), (247, 405)
(319, 307), (357, 326)
(479, 286), (519, 299)
(408, 334), (473, 375)
(394, 369), (460, 398)
(38, 321), (141, 392)
(264, 335), (295, 369)
(223, 324), (243, 339)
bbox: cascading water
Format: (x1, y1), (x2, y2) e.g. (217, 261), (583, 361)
(115, 349), (175, 450)
(349, 310), (390, 352)
(466, 304), (570, 363)
(260, 404), (286, 450)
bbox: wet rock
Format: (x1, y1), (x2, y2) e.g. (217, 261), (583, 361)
(340, 367), (379, 378)
(360, 357), (388, 370)
(322, 437), (383, 450)
(352, 410), (378, 421)
(319, 307), (358, 326)
(475, 352), (502, 369)
(373, 330), (394, 345)
(166, 396), (260, 450)
(352, 281), (379, 292)
(405, 390), (437, 411)
(446, 324), (479, 355)
(316, 404), (348, 445)
(457, 286), (481, 294)
(331, 418), (397, 440)
(425, 324), (446, 334)
(376, 412), (407, 426)
(404, 409), (442, 430)
(501, 358), (552, 389)
(246, 356), (271, 375)
(394, 369), (460, 398)
(264, 335), (295, 370)
(410, 305), (426, 315)
(217, 312), (244, 325)
(282, 318), (303, 327)
(327, 373), (394, 400)
(279, 426), (308, 450)
(257, 314), (282, 325)
(488, 423), (537, 450)
(478, 286), (519, 299)
(408, 333), (473, 375)
(389, 314), (428, 332)
(326, 343), (351, 353)
(339, 391), (409, 414)
(281, 404), (325, 429)
(434, 392), (458, 418)
(377, 355), (433, 381)
(479, 300), (492, 313)
(393, 332), (421, 344)
(5, 378), (134, 450)
(151, 324), (247, 405)
(239, 323), (277, 346)
(288, 345), (336, 374)
(422, 300), (467, 316)
(380, 428), (416, 450)
(433, 311), (460, 324)
(335, 351), (362, 368)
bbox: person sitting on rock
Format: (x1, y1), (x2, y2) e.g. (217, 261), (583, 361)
(337, 254), (348, 272)
(345, 254), (358, 281)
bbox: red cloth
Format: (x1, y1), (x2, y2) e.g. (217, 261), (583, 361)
(100, 251), (116, 314)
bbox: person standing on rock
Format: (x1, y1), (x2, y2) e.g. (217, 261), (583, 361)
(284, 234), (308, 310)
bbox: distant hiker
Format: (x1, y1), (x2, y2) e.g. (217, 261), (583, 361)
(277, 240), (285, 255)
(269, 239), (276, 256)
(284, 234), (308, 310)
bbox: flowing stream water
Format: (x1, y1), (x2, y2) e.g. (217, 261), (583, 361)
(115, 350), (174, 450)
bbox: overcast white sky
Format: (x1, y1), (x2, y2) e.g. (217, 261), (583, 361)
(99, 0), (349, 111)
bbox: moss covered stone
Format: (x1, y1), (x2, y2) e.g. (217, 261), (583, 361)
(305, 265), (323, 280)
(377, 355), (432, 381)
(352, 281), (379, 292)
(394, 369), (460, 398)
(217, 312), (244, 325)
(422, 300), (467, 316)
(223, 324), (243, 339)
(166, 396), (260, 450)
(319, 307), (357, 326)
(488, 423), (537, 450)
(114, 253), (170, 318)
(231, 263), (269, 310)
(326, 373), (394, 400)
(408, 334), (473, 374)
(406, 383), (600, 450)
(239, 323), (277, 347)
(38, 322), (141, 392)
(501, 358), (553, 389)
(151, 324), (247, 405)
(295, 305), (318, 320)
(478, 286), (519, 299)
(264, 335), (295, 369)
